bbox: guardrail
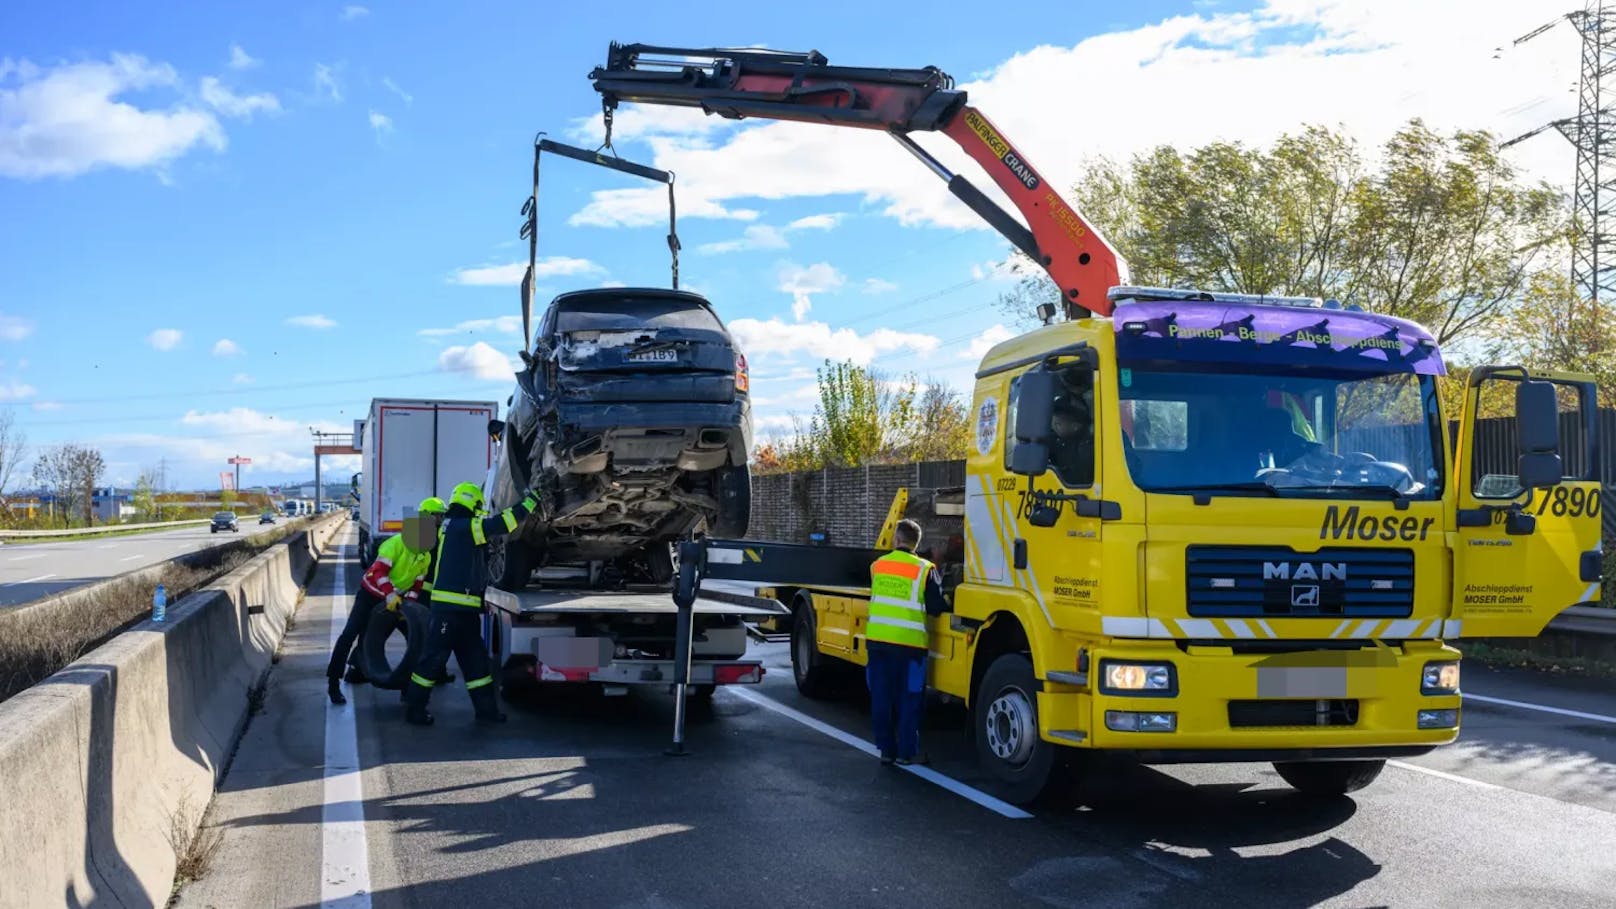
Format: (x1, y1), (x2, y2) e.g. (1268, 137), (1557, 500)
(0, 519), (211, 540)
(1548, 605), (1616, 637)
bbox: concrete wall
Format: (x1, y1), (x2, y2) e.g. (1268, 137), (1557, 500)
(0, 515), (343, 909)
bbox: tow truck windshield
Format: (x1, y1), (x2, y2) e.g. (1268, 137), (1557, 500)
(1118, 365), (1443, 500)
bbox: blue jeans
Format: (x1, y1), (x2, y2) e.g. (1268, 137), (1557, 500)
(866, 642), (926, 759)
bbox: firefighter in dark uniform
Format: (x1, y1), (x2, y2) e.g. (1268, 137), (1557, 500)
(403, 480), (542, 726)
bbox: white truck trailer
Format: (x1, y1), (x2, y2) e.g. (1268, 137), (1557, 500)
(355, 397), (499, 562)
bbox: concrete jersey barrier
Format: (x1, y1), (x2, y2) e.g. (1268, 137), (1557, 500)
(0, 515), (344, 908)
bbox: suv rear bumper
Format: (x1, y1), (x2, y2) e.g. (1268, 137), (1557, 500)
(549, 400), (751, 470)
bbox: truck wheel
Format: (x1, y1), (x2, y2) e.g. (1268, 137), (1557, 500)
(500, 654), (539, 701)
(358, 529), (370, 563)
(975, 653), (1058, 805)
(359, 600), (429, 689)
(1272, 759), (1385, 797)
(645, 543), (675, 586)
(791, 594), (836, 699)
(487, 536), (535, 590)
(711, 465), (750, 538)
(688, 684), (716, 701)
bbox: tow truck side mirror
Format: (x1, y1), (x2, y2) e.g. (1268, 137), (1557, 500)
(1010, 370), (1057, 477)
(1515, 380), (1562, 489)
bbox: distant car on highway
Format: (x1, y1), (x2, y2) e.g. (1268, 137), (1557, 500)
(258, 511), (276, 525)
(211, 511), (240, 533)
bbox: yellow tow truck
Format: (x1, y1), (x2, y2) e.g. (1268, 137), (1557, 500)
(597, 43), (1605, 802)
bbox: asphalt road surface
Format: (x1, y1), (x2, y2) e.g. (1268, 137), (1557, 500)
(179, 526), (1616, 908)
(0, 519), (279, 607)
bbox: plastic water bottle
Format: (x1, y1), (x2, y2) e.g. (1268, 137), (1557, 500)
(152, 584), (167, 623)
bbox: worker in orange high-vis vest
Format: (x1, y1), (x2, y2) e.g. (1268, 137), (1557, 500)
(866, 518), (949, 765)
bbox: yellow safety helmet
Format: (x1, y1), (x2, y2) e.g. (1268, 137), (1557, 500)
(418, 496), (447, 515)
(449, 481), (484, 512)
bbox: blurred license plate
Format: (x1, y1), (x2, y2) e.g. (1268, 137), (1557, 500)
(627, 349), (678, 363)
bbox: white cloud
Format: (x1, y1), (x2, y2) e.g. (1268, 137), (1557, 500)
(212, 338), (242, 356)
(312, 63), (342, 102)
(777, 262), (844, 321)
(787, 213), (842, 231)
(728, 318), (938, 365)
(341, 5), (369, 20)
(961, 324), (1015, 360)
(0, 54), (226, 179)
(231, 372), (253, 385)
(565, 105), (730, 146)
(0, 313), (33, 340)
(0, 380), (36, 401)
(101, 408), (359, 480)
(147, 328), (182, 351)
(450, 256), (605, 286)
(381, 76), (413, 105)
(368, 110), (393, 140)
(698, 224), (789, 255)
(286, 314), (337, 329)
(862, 278), (899, 294)
(570, 187), (758, 228)
(200, 77), (280, 119)
(227, 45), (259, 71)
(438, 342), (518, 381)
(31, 399), (61, 412)
(419, 315), (524, 337)
(566, 2), (1576, 234)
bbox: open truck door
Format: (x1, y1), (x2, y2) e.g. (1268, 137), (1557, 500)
(1451, 367), (1603, 638)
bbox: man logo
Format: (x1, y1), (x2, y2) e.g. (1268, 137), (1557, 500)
(1291, 584), (1321, 608)
(1263, 561), (1347, 581)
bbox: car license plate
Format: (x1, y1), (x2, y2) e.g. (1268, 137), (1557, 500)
(627, 348), (678, 363)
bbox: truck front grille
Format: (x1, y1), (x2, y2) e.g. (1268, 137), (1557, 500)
(1228, 698), (1360, 728)
(1185, 545), (1414, 619)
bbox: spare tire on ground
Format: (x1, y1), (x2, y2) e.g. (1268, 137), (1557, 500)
(360, 599), (430, 689)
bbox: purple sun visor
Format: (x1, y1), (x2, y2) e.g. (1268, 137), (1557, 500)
(1112, 301), (1446, 376)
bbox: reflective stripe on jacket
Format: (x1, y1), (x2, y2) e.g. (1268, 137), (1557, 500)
(866, 549), (933, 650)
(428, 494), (537, 609)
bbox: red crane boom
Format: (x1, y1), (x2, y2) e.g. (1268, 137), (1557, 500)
(589, 43), (1127, 318)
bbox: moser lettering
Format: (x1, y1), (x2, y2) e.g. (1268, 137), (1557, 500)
(1319, 505), (1435, 541)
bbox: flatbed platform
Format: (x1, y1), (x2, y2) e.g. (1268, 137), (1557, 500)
(485, 586), (788, 618)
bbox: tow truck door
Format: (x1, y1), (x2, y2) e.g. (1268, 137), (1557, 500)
(1451, 368), (1603, 638)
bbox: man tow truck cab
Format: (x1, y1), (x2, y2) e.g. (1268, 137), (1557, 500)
(597, 42), (1604, 803)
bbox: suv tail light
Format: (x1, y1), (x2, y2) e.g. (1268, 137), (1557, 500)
(735, 353), (749, 393)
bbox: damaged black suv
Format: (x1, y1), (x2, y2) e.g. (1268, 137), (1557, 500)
(484, 287), (752, 589)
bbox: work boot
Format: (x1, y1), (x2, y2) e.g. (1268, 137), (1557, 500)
(470, 685), (507, 725)
(402, 681), (434, 725)
(327, 677), (347, 706)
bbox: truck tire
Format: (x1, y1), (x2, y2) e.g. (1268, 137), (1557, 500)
(975, 653), (1059, 805)
(791, 594), (837, 699)
(358, 528), (370, 563)
(711, 465), (750, 538)
(487, 535), (535, 590)
(359, 600), (430, 689)
(1272, 759), (1386, 797)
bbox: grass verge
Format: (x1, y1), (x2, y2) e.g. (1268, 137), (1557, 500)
(1456, 640), (1616, 681)
(0, 517), (324, 704)
(165, 794), (225, 890)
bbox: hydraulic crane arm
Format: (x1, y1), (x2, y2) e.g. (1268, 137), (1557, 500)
(590, 43), (1127, 317)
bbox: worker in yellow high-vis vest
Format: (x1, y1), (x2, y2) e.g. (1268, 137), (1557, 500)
(866, 518), (949, 765)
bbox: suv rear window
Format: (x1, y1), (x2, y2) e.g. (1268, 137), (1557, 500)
(554, 297), (722, 333)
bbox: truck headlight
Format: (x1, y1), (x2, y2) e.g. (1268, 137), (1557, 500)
(1421, 661), (1460, 695)
(1100, 661), (1176, 695)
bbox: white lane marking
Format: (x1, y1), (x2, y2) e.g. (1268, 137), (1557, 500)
(119, 554), (144, 562)
(728, 686), (1033, 820)
(322, 535), (371, 909)
(1466, 693), (1616, 725)
(96, 543), (120, 550)
(8, 553), (45, 561)
(1389, 760), (1502, 790)
(2, 573), (55, 587)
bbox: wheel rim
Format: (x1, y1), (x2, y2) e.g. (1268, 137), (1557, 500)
(984, 686), (1037, 766)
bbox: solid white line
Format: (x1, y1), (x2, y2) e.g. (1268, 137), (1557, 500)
(119, 555), (144, 562)
(1, 573), (55, 587)
(8, 553), (44, 561)
(727, 686), (1033, 820)
(1466, 692), (1616, 725)
(321, 534), (371, 909)
(1389, 760), (1502, 790)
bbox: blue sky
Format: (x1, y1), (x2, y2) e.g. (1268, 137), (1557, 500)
(0, 0), (1577, 488)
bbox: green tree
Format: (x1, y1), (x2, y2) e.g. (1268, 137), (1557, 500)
(906, 382), (972, 462)
(1000, 121), (1564, 347)
(132, 467), (160, 522)
(1483, 270), (1615, 409)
